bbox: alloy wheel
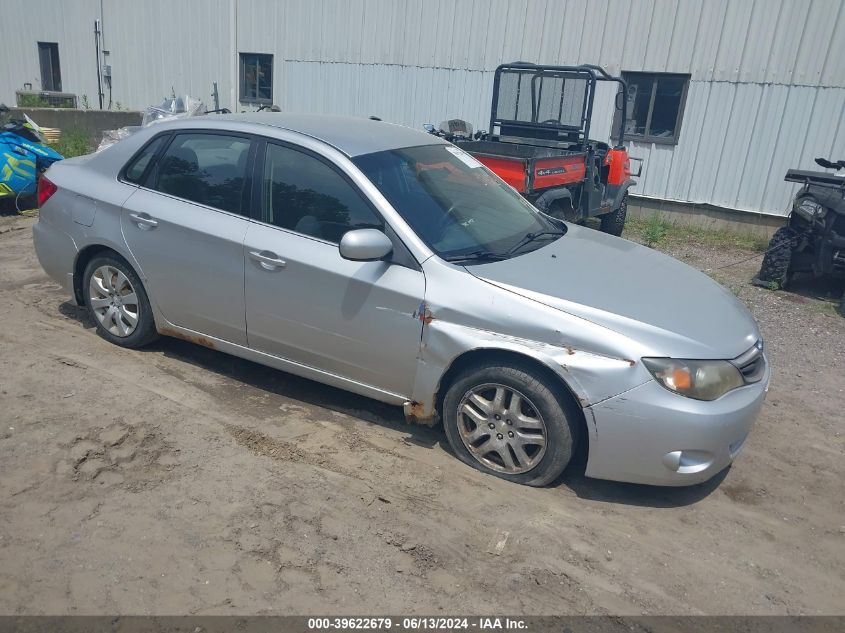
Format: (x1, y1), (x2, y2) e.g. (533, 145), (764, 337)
(88, 265), (140, 337)
(456, 383), (547, 474)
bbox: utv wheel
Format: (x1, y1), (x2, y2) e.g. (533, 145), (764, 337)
(442, 362), (579, 486)
(600, 193), (627, 237)
(83, 254), (158, 348)
(753, 226), (798, 289)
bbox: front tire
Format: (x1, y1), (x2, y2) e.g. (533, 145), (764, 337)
(600, 193), (627, 237)
(753, 226), (798, 289)
(442, 362), (579, 486)
(83, 254), (158, 348)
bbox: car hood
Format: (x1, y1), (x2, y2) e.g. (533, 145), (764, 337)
(466, 224), (760, 359)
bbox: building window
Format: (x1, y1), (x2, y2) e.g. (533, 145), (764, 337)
(615, 72), (690, 145)
(239, 53), (273, 104)
(38, 42), (62, 92)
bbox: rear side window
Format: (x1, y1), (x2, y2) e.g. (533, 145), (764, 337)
(151, 133), (251, 214)
(262, 143), (383, 242)
(123, 136), (166, 184)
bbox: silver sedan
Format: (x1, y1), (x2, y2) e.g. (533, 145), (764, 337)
(33, 113), (769, 487)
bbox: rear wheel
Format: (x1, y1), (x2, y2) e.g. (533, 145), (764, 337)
(83, 254), (159, 348)
(753, 226), (798, 289)
(442, 362), (579, 486)
(600, 193), (627, 237)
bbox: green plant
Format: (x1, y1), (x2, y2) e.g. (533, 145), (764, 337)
(52, 129), (91, 158)
(16, 94), (74, 108)
(16, 94), (52, 108)
(641, 213), (669, 248)
(766, 280), (780, 291)
(623, 216), (773, 252)
(81, 94), (90, 110)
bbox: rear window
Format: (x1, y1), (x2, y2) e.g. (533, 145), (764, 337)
(123, 136), (166, 184)
(149, 133), (252, 214)
(495, 69), (588, 128)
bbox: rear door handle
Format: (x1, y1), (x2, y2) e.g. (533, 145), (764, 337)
(129, 212), (158, 229)
(249, 250), (286, 271)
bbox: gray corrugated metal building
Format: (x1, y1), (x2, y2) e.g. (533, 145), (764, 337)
(1, 0), (843, 218)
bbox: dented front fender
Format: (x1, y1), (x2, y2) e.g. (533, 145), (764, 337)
(405, 259), (653, 425)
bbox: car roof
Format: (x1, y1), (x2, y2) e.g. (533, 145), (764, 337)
(216, 113), (448, 157)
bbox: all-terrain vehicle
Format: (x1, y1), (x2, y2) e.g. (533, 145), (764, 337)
(428, 63), (640, 236)
(753, 158), (845, 316)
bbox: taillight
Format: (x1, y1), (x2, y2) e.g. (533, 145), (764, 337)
(37, 176), (58, 207)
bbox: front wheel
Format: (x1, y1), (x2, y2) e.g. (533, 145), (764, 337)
(442, 362), (580, 486)
(600, 193), (627, 237)
(753, 226), (798, 289)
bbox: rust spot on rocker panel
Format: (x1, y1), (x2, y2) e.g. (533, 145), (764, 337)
(403, 400), (437, 427)
(159, 327), (216, 350)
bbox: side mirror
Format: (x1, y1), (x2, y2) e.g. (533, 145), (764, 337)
(615, 90), (624, 110)
(339, 229), (393, 261)
(423, 123), (436, 134)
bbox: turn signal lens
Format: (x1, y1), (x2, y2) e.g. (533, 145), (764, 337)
(671, 368), (692, 391)
(642, 358), (744, 401)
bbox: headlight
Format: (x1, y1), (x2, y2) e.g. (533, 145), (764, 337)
(642, 358), (745, 401)
(795, 197), (825, 220)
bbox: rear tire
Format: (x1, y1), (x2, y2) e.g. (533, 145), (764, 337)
(83, 254), (159, 349)
(600, 193), (627, 237)
(753, 226), (798, 289)
(442, 361), (579, 487)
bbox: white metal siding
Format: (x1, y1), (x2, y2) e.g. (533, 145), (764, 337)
(1, 0), (843, 216)
(0, 0), (100, 105)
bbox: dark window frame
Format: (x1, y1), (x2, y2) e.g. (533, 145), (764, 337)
(37, 42), (62, 92)
(613, 71), (690, 146)
(239, 53), (273, 104)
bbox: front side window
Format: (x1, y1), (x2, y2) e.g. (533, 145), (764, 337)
(240, 53), (273, 104)
(150, 133), (251, 214)
(615, 72), (690, 145)
(262, 143), (383, 243)
(354, 144), (563, 262)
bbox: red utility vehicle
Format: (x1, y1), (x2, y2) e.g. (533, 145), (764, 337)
(434, 63), (640, 236)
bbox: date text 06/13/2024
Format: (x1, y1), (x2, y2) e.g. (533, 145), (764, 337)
(307, 617), (528, 630)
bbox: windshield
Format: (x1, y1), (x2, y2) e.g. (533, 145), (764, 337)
(353, 144), (565, 262)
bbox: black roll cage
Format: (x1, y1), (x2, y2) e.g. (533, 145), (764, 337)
(489, 62), (628, 149)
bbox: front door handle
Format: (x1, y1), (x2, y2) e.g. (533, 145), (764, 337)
(129, 212), (158, 229)
(249, 250), (286, 271)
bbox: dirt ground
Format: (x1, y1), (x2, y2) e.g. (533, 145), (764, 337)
(0, 213), (843, 616)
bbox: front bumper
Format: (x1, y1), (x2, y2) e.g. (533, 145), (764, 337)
(584, 358), (770, 486)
